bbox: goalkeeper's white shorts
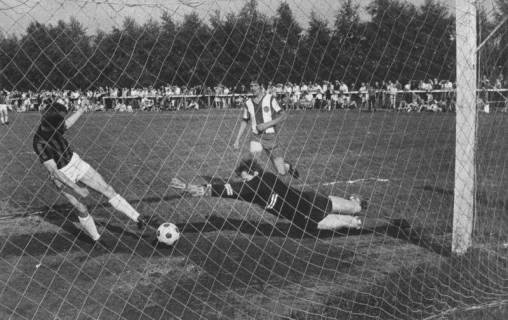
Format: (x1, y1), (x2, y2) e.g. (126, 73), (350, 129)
(59, 153), (91, 183)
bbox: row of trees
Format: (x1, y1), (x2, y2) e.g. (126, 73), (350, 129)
(0, 0), (506, 91)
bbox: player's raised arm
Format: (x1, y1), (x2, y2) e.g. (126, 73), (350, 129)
(64, 103), (86, 129)
(170, 177), (254, 201)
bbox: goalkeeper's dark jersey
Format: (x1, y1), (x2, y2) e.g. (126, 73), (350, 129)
(210, 171), (332, 230)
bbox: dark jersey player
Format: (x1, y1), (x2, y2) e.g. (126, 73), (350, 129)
(170, 159), (363, 232)
(33, 101), (150, 247)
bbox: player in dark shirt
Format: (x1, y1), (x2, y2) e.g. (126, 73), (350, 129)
(170, 159), (363, 232)
(33, 103), (73, 168)
(33, 101), (149, 248)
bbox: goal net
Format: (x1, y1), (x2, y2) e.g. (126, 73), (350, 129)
(1, 0), (508, 319)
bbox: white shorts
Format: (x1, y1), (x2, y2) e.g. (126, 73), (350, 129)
(59, 153), (91, 183)
(0, 104), (8, 113)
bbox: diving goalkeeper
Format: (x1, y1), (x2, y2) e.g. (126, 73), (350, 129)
(170, 159), (364, 232)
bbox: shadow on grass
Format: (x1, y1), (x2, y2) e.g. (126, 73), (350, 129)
(302, 247), (508, 320)
(0, 202), (451, 259)
(422, 184), (508, 211)
(177, 214), (448, 256)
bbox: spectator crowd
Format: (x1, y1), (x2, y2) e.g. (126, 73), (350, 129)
(2, 76), (507, 114)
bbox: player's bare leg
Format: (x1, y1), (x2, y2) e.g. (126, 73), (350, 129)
(0, 105), (8, 125)
(329, 195), (364, 215)
(79, 166), (141, 223)
(61, 191), (101, 241)
(317, 214), (362, 230)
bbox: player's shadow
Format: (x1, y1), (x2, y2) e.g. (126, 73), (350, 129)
(38, 206), (145, 240)
(1, 205), (450, 259)
(0, 205), (161, 259)
(176, 215), (451, 256)
(366, 218), (452, 256)
(10, 193), (182, 255)
(177, 215), (315, 239)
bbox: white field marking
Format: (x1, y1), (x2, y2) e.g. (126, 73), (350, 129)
(295, 178), (389, 188)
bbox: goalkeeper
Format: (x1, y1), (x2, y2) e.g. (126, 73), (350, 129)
(170, 159), (365, 232)
(33, 101), (150, 248)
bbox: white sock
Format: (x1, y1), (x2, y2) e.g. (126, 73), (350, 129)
(108, 194), (140, 222)
(78, 215), (101, 241)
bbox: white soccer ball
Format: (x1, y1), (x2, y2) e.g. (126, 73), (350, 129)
(156, 222), (180, 246)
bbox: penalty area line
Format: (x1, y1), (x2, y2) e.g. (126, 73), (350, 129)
(324, 178), (390, 186)
(295, 178), (390, 188)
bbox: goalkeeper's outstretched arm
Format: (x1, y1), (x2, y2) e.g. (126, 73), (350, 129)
(169, 178), (248, 200)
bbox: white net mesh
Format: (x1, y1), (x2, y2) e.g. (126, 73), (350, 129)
(1, 0), (508, 319)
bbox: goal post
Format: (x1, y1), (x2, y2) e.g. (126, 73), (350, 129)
(453, 0), (477, 255)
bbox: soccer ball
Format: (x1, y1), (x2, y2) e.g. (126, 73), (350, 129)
(156, 222), (180, 246)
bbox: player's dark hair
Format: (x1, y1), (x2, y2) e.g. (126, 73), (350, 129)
(40, 102), (66, 133)
(46, 101), (67, 114)
(235, 159), (263, 176)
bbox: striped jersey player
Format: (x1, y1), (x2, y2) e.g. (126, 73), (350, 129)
(170, 159), (364, 232)
(233, 80), (299, 178)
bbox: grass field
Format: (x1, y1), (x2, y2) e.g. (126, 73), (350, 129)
(1, 109), (508, 319)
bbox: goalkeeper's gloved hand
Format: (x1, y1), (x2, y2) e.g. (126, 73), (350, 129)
(187, 185), (206, 197)
(169, 177), (187, 190)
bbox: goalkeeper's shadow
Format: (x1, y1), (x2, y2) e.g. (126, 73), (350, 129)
(23, 208), (451, 258)
(176, 215), (451, 256)
(176, 215), (370, 239)
(30, 206), (162, 257)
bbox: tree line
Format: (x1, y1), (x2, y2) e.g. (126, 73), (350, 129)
(0, 0), (506, 91)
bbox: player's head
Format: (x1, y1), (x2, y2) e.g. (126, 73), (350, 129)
(250, 81), (262, 94)
(40, 102), (67, 133)
(235, 159), (263, 178)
